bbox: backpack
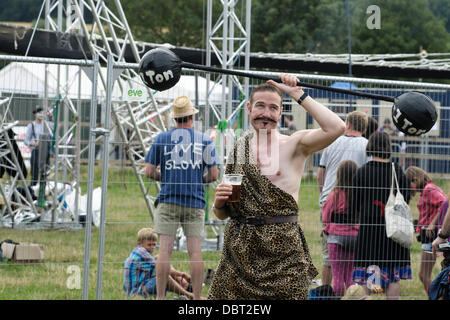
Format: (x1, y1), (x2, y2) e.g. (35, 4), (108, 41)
(429, 266), (450, 300)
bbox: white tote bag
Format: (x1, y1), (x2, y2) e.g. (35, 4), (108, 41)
(385, 163), (414, 248)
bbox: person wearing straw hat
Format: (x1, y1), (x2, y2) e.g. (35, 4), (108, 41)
(168, 96), (200, 119)
(145, 96), (218, 300)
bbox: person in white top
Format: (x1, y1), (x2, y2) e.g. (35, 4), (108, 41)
(24, 107), (53, 186)
(317, 111), (370, 286)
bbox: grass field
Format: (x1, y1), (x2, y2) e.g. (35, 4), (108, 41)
(0, 165), (448, 300)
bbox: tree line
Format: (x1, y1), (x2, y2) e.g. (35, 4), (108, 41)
(1, 0), (449, 54)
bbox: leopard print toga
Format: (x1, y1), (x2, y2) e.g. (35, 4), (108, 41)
(207, 133), (318, 300)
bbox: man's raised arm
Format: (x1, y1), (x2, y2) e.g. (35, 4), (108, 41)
(268, 74), (345, 155)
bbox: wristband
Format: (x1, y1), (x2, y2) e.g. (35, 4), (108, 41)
(297, 91), (309, 105)
(438, 231), (449, 239)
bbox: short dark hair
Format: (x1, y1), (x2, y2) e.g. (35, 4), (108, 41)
(175, 115), (193, 124)
(32, 107), (43, 114)
(250, 83), (283, 104)
(363, 116), (379, 139)
(366, 131), (391, 159)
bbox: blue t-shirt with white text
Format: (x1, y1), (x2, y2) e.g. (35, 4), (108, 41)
(145, 128), (217, 209)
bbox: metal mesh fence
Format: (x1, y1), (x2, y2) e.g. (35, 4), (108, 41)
(1, 54), (449, 299)
(0, 56), (98, 299)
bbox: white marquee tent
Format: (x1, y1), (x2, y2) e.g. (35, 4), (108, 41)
(0, 62), (109, 100)
(0, 62), (227, 105)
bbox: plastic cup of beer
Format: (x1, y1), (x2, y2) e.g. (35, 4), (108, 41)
(223, 174), (243, 203)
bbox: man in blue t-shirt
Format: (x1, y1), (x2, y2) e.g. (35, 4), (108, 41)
(145, 96), (218, 300)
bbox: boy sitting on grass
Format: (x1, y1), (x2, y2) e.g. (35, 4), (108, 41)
(123, 228), (193, 299)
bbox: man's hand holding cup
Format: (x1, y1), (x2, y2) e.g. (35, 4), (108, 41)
(213, 174), (243, 218)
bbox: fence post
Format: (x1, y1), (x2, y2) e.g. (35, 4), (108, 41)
(82, 53), (99, 300)
(95, 54), (114, 299)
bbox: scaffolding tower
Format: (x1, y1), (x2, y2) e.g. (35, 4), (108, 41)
(206, 0), (251, 176)
(10, 0), (170, 224)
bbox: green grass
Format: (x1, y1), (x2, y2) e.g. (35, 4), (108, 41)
(0, 167), (448, 299)
(0, 165), (220, 299)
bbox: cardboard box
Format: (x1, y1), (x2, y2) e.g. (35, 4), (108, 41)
(1, 242), (15, 260)
(1, 242), (45, 263)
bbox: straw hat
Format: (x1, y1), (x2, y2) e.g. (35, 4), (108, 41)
(169, 96), (199, 119)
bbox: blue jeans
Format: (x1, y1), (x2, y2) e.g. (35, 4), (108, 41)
(143, 277), (157, 295)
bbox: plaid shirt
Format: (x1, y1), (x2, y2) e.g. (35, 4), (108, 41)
(123, 246), (156, 296)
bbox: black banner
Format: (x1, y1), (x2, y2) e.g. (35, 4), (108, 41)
(1, 23), (450, 80)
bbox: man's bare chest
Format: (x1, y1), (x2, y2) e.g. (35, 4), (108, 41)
(251, 141), (298, 177)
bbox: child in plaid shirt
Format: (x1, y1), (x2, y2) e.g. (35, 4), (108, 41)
(123, 228), (194, 298)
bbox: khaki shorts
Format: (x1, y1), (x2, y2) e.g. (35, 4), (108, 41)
(154, 202), (205, 238)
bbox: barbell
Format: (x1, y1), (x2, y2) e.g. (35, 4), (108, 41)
(138, 48), (437, 136)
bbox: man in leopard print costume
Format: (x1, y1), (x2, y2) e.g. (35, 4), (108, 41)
(208, 74), (346, 299)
